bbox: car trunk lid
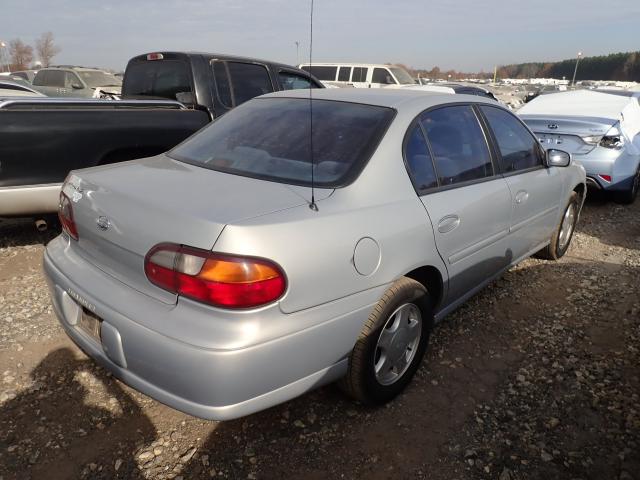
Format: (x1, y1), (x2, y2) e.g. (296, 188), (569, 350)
(520, 114), (619, 155)
(65, 154), (321, 304)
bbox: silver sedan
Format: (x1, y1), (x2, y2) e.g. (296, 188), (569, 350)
(44, 89), (586, 420)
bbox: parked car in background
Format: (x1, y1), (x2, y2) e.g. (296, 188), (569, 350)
(31, 66), (122, 98)
(0, 51), (323, 219)
(0, 80), (45, 97)
(416, 81), (499, 101)
(11, 69), (39, 83)
(300, 63), (427, 90)
(519, 90), (640, 203)
(44, 89), (585, 421)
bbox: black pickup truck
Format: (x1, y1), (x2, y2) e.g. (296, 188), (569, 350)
(0, 51), (322, 218)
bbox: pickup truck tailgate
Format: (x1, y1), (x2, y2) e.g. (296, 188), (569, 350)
(64, 154), (310, 304)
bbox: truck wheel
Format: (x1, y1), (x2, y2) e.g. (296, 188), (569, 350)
(339, 277), (432, 405)
(536, 192), (579, 260)
(613, 169), (639, 205)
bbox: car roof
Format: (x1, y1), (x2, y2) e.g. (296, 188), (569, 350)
(261, 88), (498, 109)
(130, 51), (306, 72)
(299, 63), (403, 69)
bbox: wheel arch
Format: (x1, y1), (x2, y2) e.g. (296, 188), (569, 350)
(403, 265), (445, 311)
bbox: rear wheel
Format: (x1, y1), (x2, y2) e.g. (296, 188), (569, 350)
(613, 169), (639, 205)
(339, 277), (432, 405)
(536, 192), (579, 260)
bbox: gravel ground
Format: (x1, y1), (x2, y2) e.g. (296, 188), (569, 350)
(0, 194), (638, 480)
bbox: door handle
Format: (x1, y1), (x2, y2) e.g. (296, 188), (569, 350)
(437, 214), (460, 233)
(515, 190), (529, 204)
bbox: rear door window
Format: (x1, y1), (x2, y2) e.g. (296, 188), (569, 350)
(338, 67), (351, 81)
(302, 66), (337, 81)
(480, 105), (544, 173)
(123, 60), (193, 100)
(351, 67), (368, 83)
(421, 105), (493, 186)
(404, 124), (438, 191)
(226, 62), (274, 106)
(40, 70), (65, 87)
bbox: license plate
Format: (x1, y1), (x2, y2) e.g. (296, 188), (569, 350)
(78, 308), (102, 342)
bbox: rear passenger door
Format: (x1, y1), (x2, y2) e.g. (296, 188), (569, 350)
(405, 104), (513, 305)
(478, 105), (564, 259)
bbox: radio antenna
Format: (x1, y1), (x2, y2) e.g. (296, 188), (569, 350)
(308, 0), (318, 211)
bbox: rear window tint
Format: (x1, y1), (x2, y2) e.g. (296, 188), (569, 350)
(123, 60), (192, 100)
(170, 97), (395, 188)
(338, 67), (351, 81)
(301, 66), (337, 81)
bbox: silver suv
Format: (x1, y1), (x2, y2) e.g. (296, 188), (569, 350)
(32, 66), (122, 98)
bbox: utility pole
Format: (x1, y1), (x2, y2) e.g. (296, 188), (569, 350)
(571, 51), (583, 86)
(295, 41), (300, 66)
(0, 42), (7, 72)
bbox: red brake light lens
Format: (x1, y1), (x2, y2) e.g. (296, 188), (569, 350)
(146, 53), (164, 61)
(58, 191), (78, 240)
(144, 244), (286, 309)
(598, 174), (612, 183)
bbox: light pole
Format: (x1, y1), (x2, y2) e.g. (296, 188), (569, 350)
(0, 42), (7, 72)
(295, 41), (300, 66)
(571, 51), (583, 86)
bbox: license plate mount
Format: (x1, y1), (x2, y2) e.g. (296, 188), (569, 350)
(78, 307), (102, 342)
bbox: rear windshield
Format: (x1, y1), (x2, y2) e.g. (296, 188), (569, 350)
(123, 60), (192, 100)
(169, 97), (395, 187)
(78, 71), (122, 88)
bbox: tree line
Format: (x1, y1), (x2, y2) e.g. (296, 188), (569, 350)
(1, 32), (61, 71)
(495, 51), (640, 81)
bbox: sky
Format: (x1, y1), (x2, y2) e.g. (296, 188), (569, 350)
(2, 0), (639, 72)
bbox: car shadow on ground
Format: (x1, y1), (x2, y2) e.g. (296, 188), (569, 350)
(0, 347), (157, 480)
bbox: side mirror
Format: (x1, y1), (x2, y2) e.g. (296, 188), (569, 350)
(71, 83), (83, 89)
(546, 149), (571, 167)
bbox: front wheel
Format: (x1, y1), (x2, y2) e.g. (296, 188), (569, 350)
(339, 277), (433, 405)
(536, 192), (580, 260)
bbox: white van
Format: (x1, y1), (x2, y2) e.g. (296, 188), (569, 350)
(299, 63), (422, 89)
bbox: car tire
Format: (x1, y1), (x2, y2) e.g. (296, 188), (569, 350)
(613, 169), (639, 205)
(536, 192), (580, 260)
(339, 277), (433, 405)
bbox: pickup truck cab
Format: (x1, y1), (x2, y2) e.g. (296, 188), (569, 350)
(0, 52), (322, 218)
(32, 67), (123, 98)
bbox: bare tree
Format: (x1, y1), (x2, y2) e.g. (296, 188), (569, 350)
(9, 39), (33, 70)
(35, 32), (61, 67)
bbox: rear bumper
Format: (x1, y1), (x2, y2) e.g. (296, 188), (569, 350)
(0, 183), (61, 216)
(574, 147), (639, 191)
(43, 236), (383, 420)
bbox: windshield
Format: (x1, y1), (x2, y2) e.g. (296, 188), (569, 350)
(78, 71), (122, 88)
(389, 67), (415, 85)
(169, 97), (395, 188)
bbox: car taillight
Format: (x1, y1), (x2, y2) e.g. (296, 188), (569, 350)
(598, 174), (612, 183)
(146, 53), (164, 61)
(599, 135), (624, 150)
(58, 191), (78, 240)
(144, 243), (286, 309)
